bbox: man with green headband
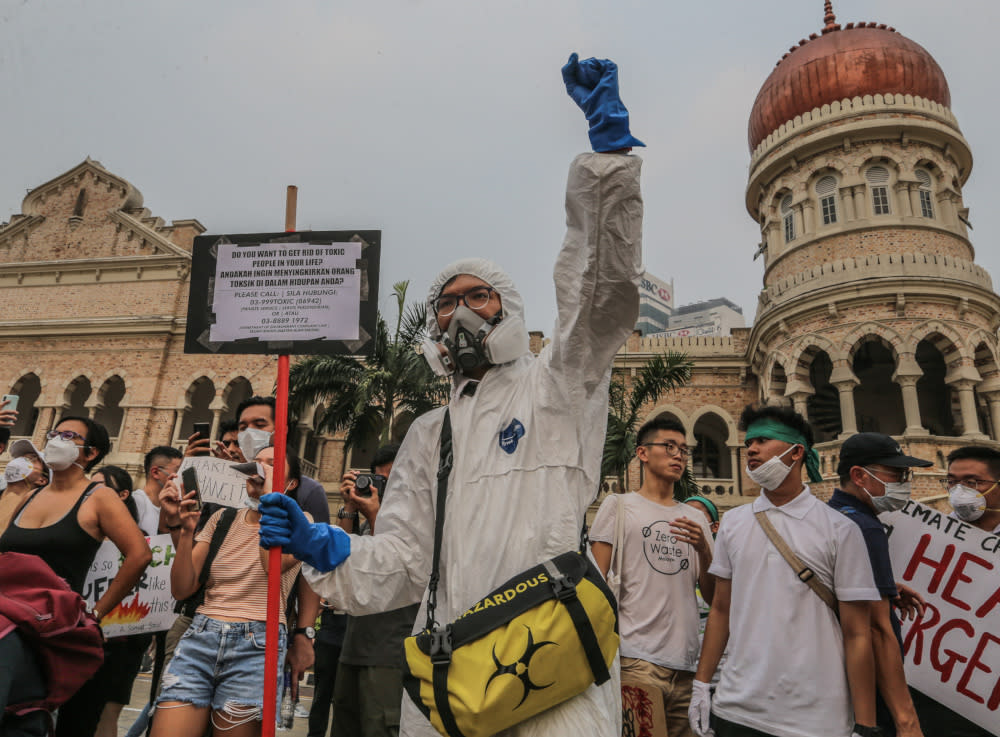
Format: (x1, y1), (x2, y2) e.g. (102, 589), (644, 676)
(690, 405), (882, 737)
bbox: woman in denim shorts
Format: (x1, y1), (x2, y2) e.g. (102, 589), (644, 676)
(151, 446), (308, 737)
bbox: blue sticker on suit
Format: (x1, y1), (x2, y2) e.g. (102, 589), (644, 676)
(499, 419), (525, 454)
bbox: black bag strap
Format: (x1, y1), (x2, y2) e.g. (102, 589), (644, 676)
(199, 507), (239, 588)
(424, 409), (453, 632)
(541, 559), (611, 685)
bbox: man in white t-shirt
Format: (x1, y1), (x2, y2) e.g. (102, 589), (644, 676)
(690, 404), (882, 737)
(132, 445), (182, 536)
(592, 416), (714, 737)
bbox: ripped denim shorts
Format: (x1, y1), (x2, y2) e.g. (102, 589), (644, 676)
(157, 614), (287, 720)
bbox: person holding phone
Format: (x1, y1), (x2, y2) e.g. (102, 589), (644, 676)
(152, 444), (310, 737)
(0, 394), (19, 429)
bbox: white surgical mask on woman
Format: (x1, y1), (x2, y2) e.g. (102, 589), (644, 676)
(42, 435), (85, 472)
(746, 445), (798, 491)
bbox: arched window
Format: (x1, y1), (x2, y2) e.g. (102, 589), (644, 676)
(222, 377), (253, 423)
(693, 413), (731, 479)
(816, 176), (838, 225)
(9, 374), (41, 437)
(64, 377), (92, 419)
(915, 169), (934, 218)
(781, 195), (795, 242)
(94, 376), (126, 437)
(180, 378), (215, 439)
(852, 339), (904, 434)
(866, 166), (891, 215)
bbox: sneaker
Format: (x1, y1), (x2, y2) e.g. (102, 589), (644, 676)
(294, 703), (310, 719)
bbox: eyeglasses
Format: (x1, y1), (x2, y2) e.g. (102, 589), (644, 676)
(939, 476), (1000, 492)
(46, 430), (87, 443)
(642, 441), (690, 459)
(433, 287), (496, 317)
(863, 467), (912, 484)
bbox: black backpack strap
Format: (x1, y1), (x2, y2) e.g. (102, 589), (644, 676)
(199, 507), (239, 588)
(424, 409), (453, 633)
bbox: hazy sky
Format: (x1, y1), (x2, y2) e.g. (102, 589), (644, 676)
(1, 0), (997, 334)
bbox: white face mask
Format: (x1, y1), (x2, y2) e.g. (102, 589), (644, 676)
(746, 445), (798, 491)
(43, 435), (85, 472)
(238, 428), (272, 464)
(4, 457), (35, 484)
(862, 468), (911, 513)
(949, 484), (990, 522)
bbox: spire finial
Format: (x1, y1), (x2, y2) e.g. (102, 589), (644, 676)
(822, 1), (840, 33)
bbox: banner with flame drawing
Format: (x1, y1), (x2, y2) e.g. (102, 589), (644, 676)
(83, 533), (178, 637)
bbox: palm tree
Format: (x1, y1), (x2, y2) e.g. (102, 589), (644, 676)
(602, 352), (695, 496)
(289, 281), (449, 452)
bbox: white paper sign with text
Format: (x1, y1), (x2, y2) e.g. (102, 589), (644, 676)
(210, 242), (361, 342)
(178, 456), (251, 509)
(882, 501), (1000, 731)
(82, 534), (177, 637)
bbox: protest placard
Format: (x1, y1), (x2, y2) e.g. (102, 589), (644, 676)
(178, 456), (251, 509)
(82, 534), (177, 637)
(183, 230), (380, 356)
(210, 242), (362, 343)
(621, 683), (667, 737)
(882, 500), (1000, 731)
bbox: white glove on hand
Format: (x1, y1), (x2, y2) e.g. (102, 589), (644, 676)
(689, 679), (714, 737)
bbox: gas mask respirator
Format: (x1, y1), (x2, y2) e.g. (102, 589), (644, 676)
(423, 304), (529, 377)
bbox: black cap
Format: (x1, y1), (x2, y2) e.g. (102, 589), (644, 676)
(836, 433), (933, 476)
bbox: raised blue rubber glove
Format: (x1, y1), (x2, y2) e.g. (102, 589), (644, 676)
(258, 492), (351, 573)
(561, 52), (644, 152)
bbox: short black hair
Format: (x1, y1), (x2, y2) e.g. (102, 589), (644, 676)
(636, 417), (687, 448)
(947, 446), (1000, 480)
(144, 445), (183, 475)
(235, 396), (275, 425)
(58, 416), (110, 472)
(0, 427), (10, 447)
(371, 444), (401, 473)
(218, 419), (239, 440)
(738, 404), (815, 447)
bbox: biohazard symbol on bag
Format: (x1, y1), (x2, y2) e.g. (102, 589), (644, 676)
(485, 625), (557, 708)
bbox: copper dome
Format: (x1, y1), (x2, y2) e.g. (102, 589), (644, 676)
(748, 16), (950, 151)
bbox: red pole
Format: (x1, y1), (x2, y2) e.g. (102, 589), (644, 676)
(261, 186), (297, 735)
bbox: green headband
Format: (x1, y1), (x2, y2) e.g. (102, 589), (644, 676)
(683, 495), (719, 523)
(744, 418), (823, 484)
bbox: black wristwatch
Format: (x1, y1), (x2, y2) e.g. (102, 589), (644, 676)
(853, 725), (884, 737)
(337, 506), (359, 522)
(293, 626), (316, 640)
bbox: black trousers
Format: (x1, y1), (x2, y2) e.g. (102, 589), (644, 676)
(308, 640), (342, 737)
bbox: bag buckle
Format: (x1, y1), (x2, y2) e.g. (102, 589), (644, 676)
(549, 573), (578, 601)
(429, 625), (453, 665)
(798, 567), (815, 582)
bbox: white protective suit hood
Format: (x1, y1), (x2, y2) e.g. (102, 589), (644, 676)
(424, 258), (531, 375)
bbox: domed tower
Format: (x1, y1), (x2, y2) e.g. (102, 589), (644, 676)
(746, 3), (1000, 478)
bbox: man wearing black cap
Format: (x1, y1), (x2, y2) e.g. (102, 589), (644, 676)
(831, 433), (932, 737)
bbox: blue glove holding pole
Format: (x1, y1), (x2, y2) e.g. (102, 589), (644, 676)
(562, 52), (645, 153)
(259, 492), (351, 573)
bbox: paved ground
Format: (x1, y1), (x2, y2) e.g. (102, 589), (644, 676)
(117, 672), (319, 737)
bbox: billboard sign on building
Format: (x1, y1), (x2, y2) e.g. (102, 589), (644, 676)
(639, 272), (673, 310)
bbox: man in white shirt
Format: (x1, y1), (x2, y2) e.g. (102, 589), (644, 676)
(132, 446), (182, 536)
(690, 404), (882, 737)
(592, 416), (714, 737)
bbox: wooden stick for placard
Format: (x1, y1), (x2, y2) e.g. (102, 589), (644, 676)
(261, 187), (297, 736)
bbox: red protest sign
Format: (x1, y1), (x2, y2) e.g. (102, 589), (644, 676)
(883, 501), (1000, 732)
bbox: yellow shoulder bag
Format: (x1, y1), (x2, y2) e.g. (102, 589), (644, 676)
(402, 410), (619, 737)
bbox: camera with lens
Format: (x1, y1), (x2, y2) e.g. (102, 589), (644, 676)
(353, 473), (387, 499)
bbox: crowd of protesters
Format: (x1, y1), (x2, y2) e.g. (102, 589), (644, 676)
(1, 55), (998, 737)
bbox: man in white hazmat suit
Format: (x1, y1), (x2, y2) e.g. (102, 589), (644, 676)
(260, 52), (644, 737)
